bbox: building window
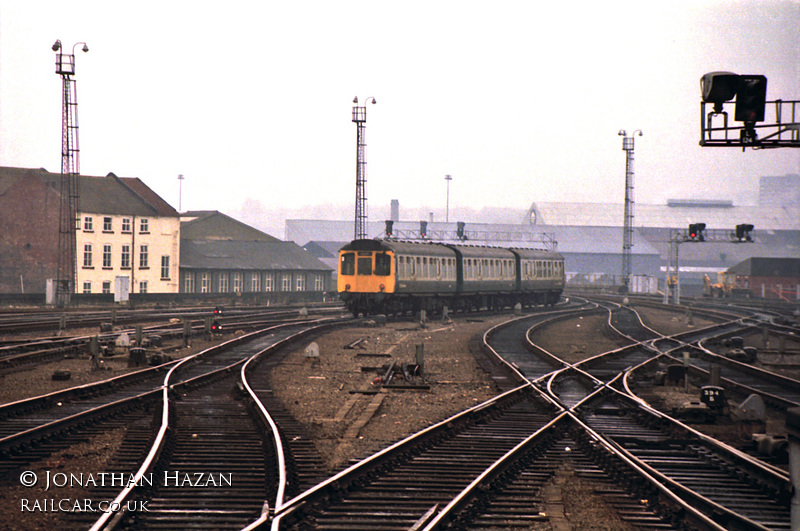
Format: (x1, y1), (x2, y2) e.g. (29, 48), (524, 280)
(102, 281), (111, 294)
(140, 218), (149, 233)
(296, 275), (305, 291)
(314, 274), (324, 291)
(251, 273), (261, 292)
(218, 273), (229, 293)
(201, 273), (209, 293)
(83, 244), (92, 268)
(233, 272), (242, 293)
(121, 217), (132, 233)
(82, 281), (91, 294)
(139, 245), (149, 269)
(103, 217), (113, 232)
(103, 244), (112, 269)
(139, 281), (148, 293)
(184, 272), (195, 293)
(161, 256), (170, 280)
(121, 245), (131, 269)
(281, 274), (291, 291)
(83, 216), (93, 231)
(265, 273), (274, 292)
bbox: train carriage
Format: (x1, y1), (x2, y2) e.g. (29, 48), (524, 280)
(338, 238), (565, 316)
(338, 239), (458, 316)
(511, 247), (565, 306)
(446, 244), (518, 311)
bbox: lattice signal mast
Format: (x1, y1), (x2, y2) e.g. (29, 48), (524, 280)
(53, 40), (88, 306)
(619, 129), (642, 293)
(352, 96), (376, 240)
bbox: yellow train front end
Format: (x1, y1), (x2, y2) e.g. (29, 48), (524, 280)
(338, 239), (396, 316)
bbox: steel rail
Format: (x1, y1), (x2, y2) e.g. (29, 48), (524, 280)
(87, 318), (345, 531)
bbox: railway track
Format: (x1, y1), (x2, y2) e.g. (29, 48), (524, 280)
(84, 319), (349, 531)
(271, 386), (560, 530)
(578, 390), (791, 530)
(0, 317), (348, 483)
(0, 306), (343, 377)
(4, 297), (799, 529)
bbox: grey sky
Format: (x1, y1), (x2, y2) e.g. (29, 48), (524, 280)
(1, 1), (798, 221)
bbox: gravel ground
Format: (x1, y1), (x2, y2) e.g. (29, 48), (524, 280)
(268, 316), (505, 471)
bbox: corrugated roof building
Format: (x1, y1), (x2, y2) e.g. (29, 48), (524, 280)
(180, 211), (332, 300)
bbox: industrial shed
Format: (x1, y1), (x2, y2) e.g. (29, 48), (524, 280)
(180, 211), (332, 303)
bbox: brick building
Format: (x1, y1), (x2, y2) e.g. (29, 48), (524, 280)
(0, 167), (180, 295)
(728, 257), (800, 301)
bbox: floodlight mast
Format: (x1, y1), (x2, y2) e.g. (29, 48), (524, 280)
(352, 96), (376, 240)
(53, 39), (88, 307)
(619, 129), (642, 293)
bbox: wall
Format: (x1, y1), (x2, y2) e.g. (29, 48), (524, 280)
(0, 177), (60, 293)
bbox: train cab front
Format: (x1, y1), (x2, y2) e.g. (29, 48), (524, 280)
(337, 239), (395, 316)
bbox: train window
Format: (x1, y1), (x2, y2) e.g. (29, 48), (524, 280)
(375, 253), (391, 276)
(341, 253), (355, 276)
(357, 256), (372, 275)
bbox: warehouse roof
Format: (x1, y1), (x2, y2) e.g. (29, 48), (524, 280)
(181, 239), (330, 271)
(181, 211), (280, 242)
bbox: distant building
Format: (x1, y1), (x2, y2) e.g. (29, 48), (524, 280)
(759, 174), (800, 209)
(180, 211), (332, 301)
(302, 241), (343, 279)
(0, 167), (180, 295)
(286, 184), (799, 297)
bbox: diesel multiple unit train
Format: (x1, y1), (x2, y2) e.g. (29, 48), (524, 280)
(337, 238), (565, 316)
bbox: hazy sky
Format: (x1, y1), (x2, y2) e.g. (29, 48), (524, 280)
(1, 1), (798, 220)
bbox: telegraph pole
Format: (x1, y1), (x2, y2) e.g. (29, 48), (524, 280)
(178, 174), (184, 212)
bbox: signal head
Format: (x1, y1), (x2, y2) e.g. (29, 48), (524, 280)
(688, 223), (706, 241)
(734, 75), (767, 123)
(735, 223), (754, 242)
(701, 72), (740, 113)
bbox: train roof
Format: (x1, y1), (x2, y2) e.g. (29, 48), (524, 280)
(340, 239), (455, 256)
(508, 247), (564, 260)
(339, 239), (563, 260)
